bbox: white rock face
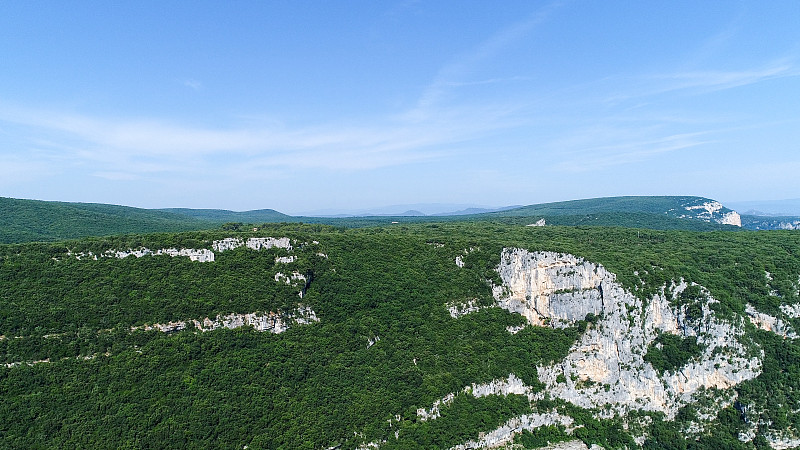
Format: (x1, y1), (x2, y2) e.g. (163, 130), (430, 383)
(212, 237), (292, 252)
(766, 432), (800, 449)
(455, 247), (479, 268)
(683, 201), (742, 227)
(70, 237), (298, 263)
(274, 271), (307, 285)
(4, 358), (51, 368)
(774, 220), (800, 230)
(746, 304), (797, 339)
(414, 375), (575, 449)
(539, 442), (600, 450)
(418, 374), (533, 422)
(448, 299), (484, 318)
(72, 247), (215, 262)
(493, 250), (605, 328)
(450, 411), (575, 450)
(526, 219), (546, 227)
(133, 306), (319, 334)
(781, 303), (800, 318)
(718, 211), (742, 226)
(490, 249), (761, 420)
(468, 374), (530, 398)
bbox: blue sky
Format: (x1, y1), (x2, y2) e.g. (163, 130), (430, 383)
(1, 1), (799, 213)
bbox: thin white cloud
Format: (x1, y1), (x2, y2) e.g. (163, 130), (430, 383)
(603, 58), (800, 105)
(92, 171), (140, 181)
(442, 76), (532, 88)
(653, 62), (798, 93)
(0, 155), (54, 185)
(548, 126), (714, 173)
(407, 1), (563, 120)
(0, 96), (524, 179)
(182, 79), (203, 90)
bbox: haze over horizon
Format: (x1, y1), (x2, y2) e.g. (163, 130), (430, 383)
(1, 1), (799, 215)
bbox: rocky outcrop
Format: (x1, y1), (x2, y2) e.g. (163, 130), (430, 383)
(539, 442), (602, 450)
(781, 303), (800, 318)
(212, 237), (293, 252)
(417, 374), (532, 422)
(451, 411), (575, 449)
(492, 249), (760, 419)
(132, 306), (319, 334)
(682, 200), (742, 227)
(448, 299), (484, 318)
(778, 221), (800, 230)
(746, 304), (797, 339)
(69, 236), (297, 263)
(71, 247), (215, 262)
(274, 271), (307, 285)
(428, 249), (762, 448)
(492, 250), (605, 328)
(455, 247), (479, 269)
(414, 375), (573, 449)
(765, 432), (800, 449)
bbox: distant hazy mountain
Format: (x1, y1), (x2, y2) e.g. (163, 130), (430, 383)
(296, 203), (518, 217)
(430, 205), (522, 216)
(158, 208), (293, 223)
(726, 198), (800, 216)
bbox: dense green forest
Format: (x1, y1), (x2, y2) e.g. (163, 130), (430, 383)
(2, 220), (800, 448)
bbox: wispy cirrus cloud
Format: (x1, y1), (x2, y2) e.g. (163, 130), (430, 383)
(650, 61), (798, 93)
(551, 129), (713, 172)
(0, 96), (524, 180)
(181, 79), (203, 90)
(603, 58), (800, 105)
(406, 1), (564, 120)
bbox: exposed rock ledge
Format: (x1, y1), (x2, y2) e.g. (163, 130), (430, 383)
(131, 306), (319, 334)
(417, 374), (531, 421)
(451, 411), (575, 450)
(746, 304), (797, 339)
(69, 236), (296, 263)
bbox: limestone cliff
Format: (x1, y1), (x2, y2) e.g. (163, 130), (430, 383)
(680, 200), (742, 227)
(494, 249), (759, 418)
(422, 248), (763, 448)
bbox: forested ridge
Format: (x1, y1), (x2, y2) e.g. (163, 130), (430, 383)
(0, 195), (745, 244)
(2, 222), (800, 448)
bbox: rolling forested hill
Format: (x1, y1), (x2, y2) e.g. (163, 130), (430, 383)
(0, 197), (213, 243)
(0, 195), (746, 244)
(158, 207), (293, 224)
(2, 222), (800, 448)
